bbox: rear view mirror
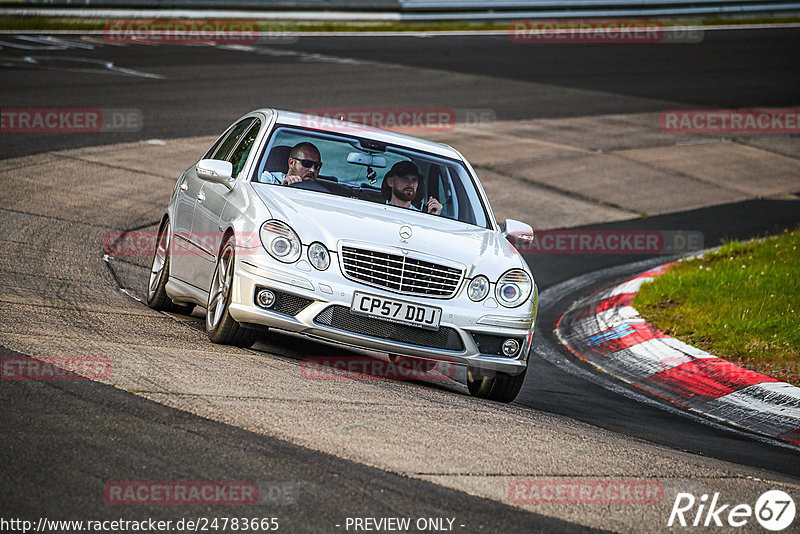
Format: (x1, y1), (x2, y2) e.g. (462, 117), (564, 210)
(346, 152), (387, 168)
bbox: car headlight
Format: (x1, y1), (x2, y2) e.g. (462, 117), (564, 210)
(308, 242), (330, 271)
(467, 275), (490, 301)
(260, 220), (301, 263)
(496, 269), (532, 308)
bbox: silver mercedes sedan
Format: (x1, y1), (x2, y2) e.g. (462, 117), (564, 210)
(148, 109), (538, 402)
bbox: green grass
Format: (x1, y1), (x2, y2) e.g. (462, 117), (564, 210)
(1, 15), (799, 33)
(0, 17), (509, 32)
(635, 227), (800, 385)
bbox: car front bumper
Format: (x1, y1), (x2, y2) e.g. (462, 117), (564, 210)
(228, 249), (536, 375)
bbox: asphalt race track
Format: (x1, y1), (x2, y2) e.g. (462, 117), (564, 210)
(1, 27), (799, 532)
(2, 27), (799, 158)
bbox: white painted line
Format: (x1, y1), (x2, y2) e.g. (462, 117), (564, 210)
(626, 339), (693, 373)
(703, 382), (800, 435)
(608, 276), (653, 296)
(595, 305), (642, 329)
(659, 336), (716, 360)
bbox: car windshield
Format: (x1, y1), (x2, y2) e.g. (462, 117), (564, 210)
(252, 126), (491, 229)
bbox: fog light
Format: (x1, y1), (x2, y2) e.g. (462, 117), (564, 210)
(256, 289), (276, 308)
(502, 338), (520, 357)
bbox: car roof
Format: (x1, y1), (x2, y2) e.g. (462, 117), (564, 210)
(256, 108), (463, 160)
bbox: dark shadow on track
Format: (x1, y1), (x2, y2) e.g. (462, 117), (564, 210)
(0, 345), (597, 533)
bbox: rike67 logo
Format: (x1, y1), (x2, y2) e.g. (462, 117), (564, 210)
(668, 490), (795, 531)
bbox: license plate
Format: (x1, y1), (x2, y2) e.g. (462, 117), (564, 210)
(350, 292), (442, 331)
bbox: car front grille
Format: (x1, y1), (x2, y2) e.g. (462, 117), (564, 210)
(273, 291), (313, 316)
(314, 306), (465, 351)
(340, 245), (463, 298)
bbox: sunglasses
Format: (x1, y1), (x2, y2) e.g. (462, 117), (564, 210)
(294, 158), (322, 170)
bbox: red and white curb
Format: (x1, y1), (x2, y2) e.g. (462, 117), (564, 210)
(556, 264), (800, 447)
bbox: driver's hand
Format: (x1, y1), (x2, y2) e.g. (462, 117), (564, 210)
(427, 196), (442, 215)
(282, 174), (302, 185)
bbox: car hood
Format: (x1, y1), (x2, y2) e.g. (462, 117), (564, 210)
(251, 184), (527, 279)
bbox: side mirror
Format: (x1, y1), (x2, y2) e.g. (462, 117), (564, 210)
(196, 159), (234, 189)
(503, 219), (535, 252)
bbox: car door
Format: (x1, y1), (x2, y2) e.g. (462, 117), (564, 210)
(188, 117), (261, 291)
(170, 124), (238, 284)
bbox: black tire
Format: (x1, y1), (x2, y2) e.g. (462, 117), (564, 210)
(466, 366), (527, 403)
(205, 236), (257, 348)
(146, 219), (195, 315)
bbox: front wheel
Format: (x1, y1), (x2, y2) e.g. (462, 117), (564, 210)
(146, 219), (194, 315)
(466, 366), (526, 403)
(206, 236), (256, 348)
